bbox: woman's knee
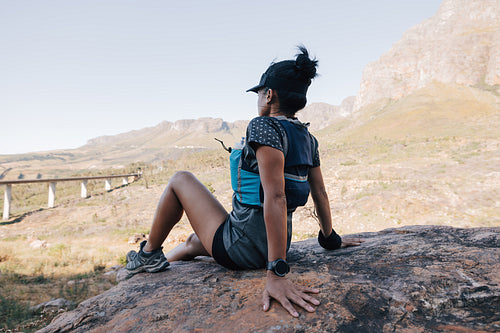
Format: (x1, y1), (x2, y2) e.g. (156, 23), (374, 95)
(185, 233), (200, 248)
(169, 171), (195, 188)
(185, 233), (208, 254)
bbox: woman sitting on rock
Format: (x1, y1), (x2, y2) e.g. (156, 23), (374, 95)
(125, 46), (363, 317)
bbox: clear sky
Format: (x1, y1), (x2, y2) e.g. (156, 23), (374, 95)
(0, 0), (443, 155)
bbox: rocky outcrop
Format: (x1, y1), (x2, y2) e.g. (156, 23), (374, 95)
(355, 0), (500, 110)
(38, 226), (499, 333)
(298, 98), (355, 131)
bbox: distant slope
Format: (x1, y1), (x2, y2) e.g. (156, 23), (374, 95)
(0, 103), (356, 179)
(78, 118), (248, 166)
(0, 118), (248, 179)
(318, 82), (500, 144)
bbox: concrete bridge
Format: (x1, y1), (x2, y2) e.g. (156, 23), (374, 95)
(1, 173), (141, 220)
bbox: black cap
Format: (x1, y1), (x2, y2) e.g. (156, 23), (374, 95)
(246, 62), (310, 95)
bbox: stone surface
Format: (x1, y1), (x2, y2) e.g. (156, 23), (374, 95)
(38, 226), (499, 333)
(31, 298), (75, 313)
(355, 0), (500, 110)
(127, 233), (147, 244)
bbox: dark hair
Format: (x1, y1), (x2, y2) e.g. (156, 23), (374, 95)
(266, 45), (318, 116)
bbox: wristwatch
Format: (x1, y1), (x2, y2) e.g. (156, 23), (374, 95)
(266, 259), (290, 277)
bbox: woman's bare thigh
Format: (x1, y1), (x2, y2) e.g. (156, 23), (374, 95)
(170, 171), (228, 255)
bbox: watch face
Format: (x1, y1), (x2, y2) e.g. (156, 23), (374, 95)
(275, 260), (289, 276)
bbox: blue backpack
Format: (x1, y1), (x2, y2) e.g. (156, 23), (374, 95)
(229, 117), (316, 209)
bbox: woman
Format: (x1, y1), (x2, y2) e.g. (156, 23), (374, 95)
(126, 46), (363, 317)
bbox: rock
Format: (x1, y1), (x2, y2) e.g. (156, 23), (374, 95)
(37, 226), (500, 333)
(103, 271), (117, 281)
(128, 233), (147, 244)
(298, 98), (355, 131)
(29, 239), (48, 249)
(116, 267), (133, 282)
(31, 298), (75, 313)
(27, 234), (49, 249)
(355, 0), (500, 110)
(103, 265), (124, 281)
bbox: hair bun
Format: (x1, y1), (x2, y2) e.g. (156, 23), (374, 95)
(295, 45), (318, 80)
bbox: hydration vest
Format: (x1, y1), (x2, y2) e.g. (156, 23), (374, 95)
(230, 117), (315, 209)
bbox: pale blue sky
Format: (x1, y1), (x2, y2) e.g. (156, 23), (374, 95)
(0, 0), (442, 154)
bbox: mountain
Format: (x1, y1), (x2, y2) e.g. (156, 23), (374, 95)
(75, 117), (249, 169)
(354, 0), (500, 111)
(297, 97), (355, 131)
(0, 118), (248, 180)
(81, 117), (248, 160)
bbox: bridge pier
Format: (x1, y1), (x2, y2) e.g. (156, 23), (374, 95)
(3, 184), (12, 220)
(48, 182), (56, 208)
(81, 180), (88, 198)
(105, 178), (112, 191)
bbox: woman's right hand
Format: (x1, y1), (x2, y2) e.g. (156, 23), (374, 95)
(341, 238), (365, 248)
(262, 271), (320, 317)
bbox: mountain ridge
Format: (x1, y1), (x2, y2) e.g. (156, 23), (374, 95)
(354, 0), (500, 110)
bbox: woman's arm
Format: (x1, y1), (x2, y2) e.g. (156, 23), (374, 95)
(254, 144), (287, 262)
(255, 144), (320, 317)
(308, 166), (333, 237)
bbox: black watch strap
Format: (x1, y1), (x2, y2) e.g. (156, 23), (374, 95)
(318, 229), (342, 250)
(266, 259), (290, 277)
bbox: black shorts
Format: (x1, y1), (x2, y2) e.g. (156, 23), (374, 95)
(212, 222), (242, 270)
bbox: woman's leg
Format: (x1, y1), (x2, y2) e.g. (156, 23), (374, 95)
(143, 171), (228, 257)
(165, 233), (209, 262)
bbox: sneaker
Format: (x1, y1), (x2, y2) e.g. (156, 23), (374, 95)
(125, 240), (170, 275)
(126, 249), (138, 263)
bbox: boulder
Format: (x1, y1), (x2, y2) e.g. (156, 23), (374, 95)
(127, 233), (147, 244)
(31, 298), (75, 313)
(37, 226), (499, 332)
